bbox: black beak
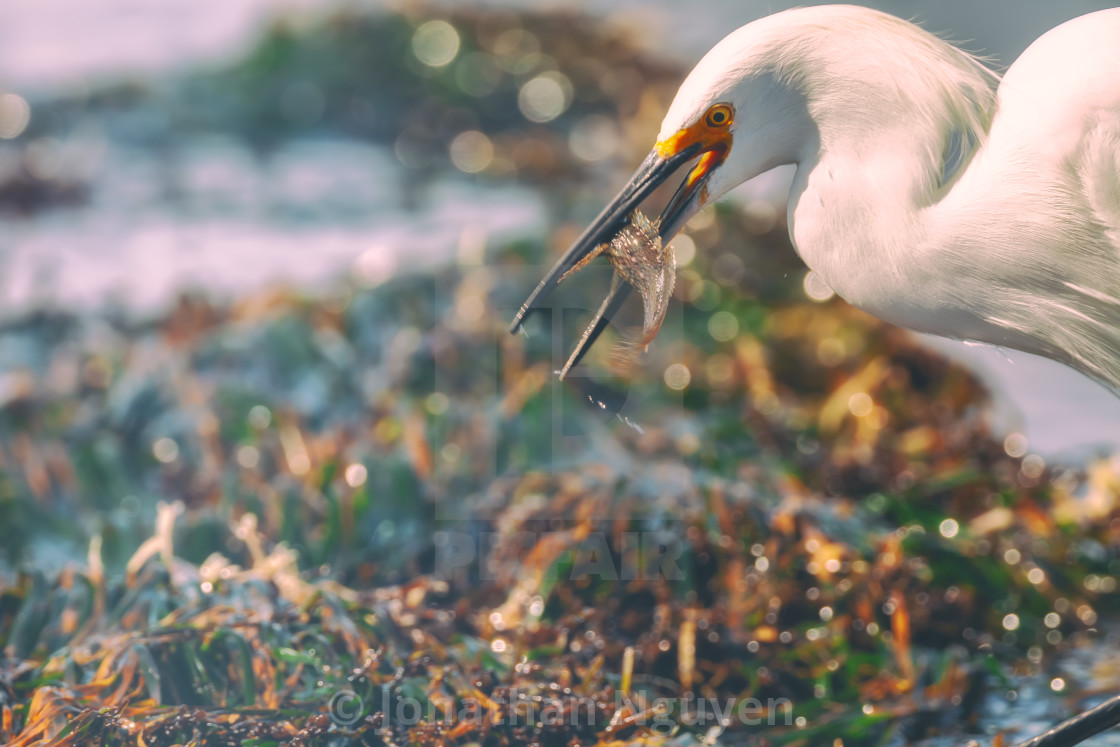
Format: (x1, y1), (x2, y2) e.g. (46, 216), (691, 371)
(508, 144), (701, 338)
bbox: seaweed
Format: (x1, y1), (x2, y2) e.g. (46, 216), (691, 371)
(1, 4), (1119, 746)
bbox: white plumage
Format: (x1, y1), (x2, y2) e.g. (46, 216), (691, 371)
(664, 5), (1120, 390)
(512, 5), (1120, 394)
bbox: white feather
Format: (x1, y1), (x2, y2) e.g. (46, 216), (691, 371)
(661, 5), (1120, 391)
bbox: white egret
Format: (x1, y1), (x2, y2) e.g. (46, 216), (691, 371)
(510, 5), (1120, 393)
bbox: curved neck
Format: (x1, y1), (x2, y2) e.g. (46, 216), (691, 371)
(776, 43), (1002, 339)
(788, 146), (938, 325)
(786, 125), (1086, 355)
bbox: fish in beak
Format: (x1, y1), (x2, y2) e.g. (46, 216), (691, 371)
(552, 209), (673, 379)
(509, 107), (734, 372)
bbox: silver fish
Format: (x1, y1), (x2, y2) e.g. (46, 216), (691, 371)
(557, 210), (676, 378)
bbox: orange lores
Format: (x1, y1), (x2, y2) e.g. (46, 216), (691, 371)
(655, 113), (733, 204)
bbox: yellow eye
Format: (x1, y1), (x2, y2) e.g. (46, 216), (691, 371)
(705, 104), (733, 128)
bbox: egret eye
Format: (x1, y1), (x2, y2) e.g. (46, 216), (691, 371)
(705, 104), (733, 128)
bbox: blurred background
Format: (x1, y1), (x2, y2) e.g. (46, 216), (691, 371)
(2, 0), (1119, 456)
(4, 3), (1120, 744)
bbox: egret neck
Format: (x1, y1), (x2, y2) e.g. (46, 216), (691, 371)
(511, 5), (1120, 392)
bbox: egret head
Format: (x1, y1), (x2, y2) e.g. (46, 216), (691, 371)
(652, 100), (738, 240)
(651, 36), (814, 239)
(507, 12), (815, 341)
